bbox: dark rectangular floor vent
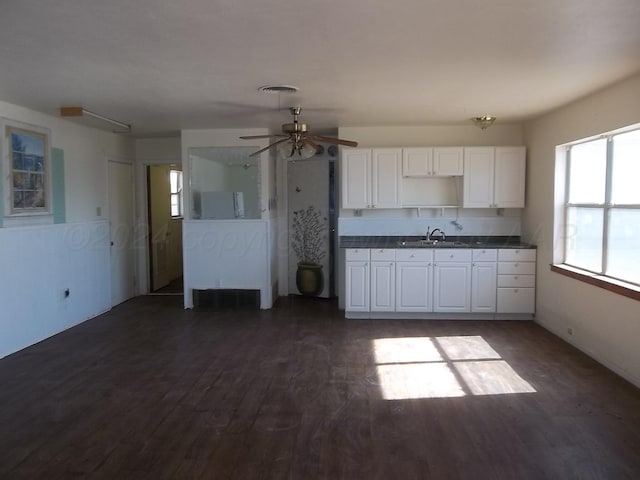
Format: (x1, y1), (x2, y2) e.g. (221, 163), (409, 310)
(193, 289), (260, 311)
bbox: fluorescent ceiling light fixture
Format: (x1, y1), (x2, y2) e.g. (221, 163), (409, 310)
(60, 106), (131, 133)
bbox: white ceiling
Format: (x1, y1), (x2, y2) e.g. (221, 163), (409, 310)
(1, 0), (640, 137)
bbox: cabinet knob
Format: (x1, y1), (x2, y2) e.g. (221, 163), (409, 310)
(379, 249), (384, 252)
(515, 263), (519, 267)
(389, 263), (393, 266)
(515, 275), (519, 279)
(450, 254), (454, 258)
(514, 288), (519, 293)
(410, 254), (415, 258)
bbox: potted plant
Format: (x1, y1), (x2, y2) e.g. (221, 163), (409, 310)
(291, 206), (327, 296)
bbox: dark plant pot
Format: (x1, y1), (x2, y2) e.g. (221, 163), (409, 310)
(296, 263), (324, 296)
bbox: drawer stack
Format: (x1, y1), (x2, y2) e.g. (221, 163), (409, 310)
(497, 249), (536, 313)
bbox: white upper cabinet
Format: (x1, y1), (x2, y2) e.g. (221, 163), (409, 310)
(341, 149), (371, 209)
(494, 147), (526, 208)
(402, 147), (463, 177)
(342, 148), (402, 209)
(463, 146), (526, 208)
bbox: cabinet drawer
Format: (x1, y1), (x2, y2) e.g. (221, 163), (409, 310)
(498, 249), (536, 262)
(346, 248), (370, 261)
(472, 249), (497, 261)
(498, 262), (536, 275)
(497, 287), (535, 313)
(434, 249), (472, 262)
(370, 248), (396, 261)
(395, 249), (433, 262)
(497, 274), (535, 288)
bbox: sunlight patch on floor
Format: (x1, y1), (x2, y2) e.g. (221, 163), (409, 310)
(376, 363), (466, 400)
(373, 336), (537, 400)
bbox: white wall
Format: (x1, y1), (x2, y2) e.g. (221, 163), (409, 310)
(523, 72), (640, 387)
(0, 100), (134, 358)
(180, 129), (277, 308)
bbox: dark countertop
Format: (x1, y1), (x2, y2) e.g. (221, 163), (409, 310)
(340, 236), (536, 249)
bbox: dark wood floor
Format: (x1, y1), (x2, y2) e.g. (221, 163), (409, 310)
(1, 296), (639, 479)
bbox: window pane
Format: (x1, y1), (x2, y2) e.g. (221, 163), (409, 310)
(565, 207), (603, 272)
(170, 194), (179, 217)
(170, 170), (179, 193)
(612, 130), (640, 204)
(568, 139), (606, 204)
(607, 208), (640, 284)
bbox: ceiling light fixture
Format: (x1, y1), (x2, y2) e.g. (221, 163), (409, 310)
(60, 107), (131, 133)
(471, 116), (496, 130)
(276, 137), (317, 160)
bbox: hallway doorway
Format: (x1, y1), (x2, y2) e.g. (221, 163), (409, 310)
(147, 165), (184, 294)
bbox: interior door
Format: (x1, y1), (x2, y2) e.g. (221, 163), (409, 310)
(108, 160), (135, 306)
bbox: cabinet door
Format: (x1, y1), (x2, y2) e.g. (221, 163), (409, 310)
(433, 263), (471, 312)
(463, 147), (495, 208)
(371, 262), (396, 312)
(471, 262), (497, 313)
(494, 147), (526, 208)
(402, 147), (433, 176)
(433, 147), (463, 176)
(372, 148), (402, 208)
(342, 149), (371, 209)
(396, 262), (432, 312)
(497, 287), (535, 313)
(345, 261), (370, 312)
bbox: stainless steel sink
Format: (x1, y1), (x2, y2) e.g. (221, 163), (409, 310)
(396, 240), (467, 247)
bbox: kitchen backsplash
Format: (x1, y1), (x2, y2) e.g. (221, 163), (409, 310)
(338, 214), (521, 237)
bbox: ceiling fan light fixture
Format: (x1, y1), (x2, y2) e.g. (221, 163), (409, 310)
(258, 85), (300, 94)
(277, 139), (317, 160)
(471, 116), (497, 130)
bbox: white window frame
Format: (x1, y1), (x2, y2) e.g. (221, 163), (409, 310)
(556, 125), (640, 295)
(169, 169), (183, 218)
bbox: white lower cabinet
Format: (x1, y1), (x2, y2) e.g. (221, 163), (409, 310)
(497, 249), (536, 314)
(471, 249), (498, 313)
(345, 247), (535, 317)
(370, 249), (396, 312)
(433, 249), (472, 313)
(395, 249), (433, 312)
(345, 249), (370, 312)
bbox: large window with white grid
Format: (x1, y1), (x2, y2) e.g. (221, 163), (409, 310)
(563, 128), (640, 286)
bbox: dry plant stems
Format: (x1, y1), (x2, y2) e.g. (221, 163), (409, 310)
(291, 206), (327, 265)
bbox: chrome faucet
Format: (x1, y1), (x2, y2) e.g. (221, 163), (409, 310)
(429, 228), (446, 241)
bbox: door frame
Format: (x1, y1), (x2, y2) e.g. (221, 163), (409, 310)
(135, 159), (182, 294)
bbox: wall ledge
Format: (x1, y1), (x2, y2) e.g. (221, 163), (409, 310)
(550, 264), (640, 301)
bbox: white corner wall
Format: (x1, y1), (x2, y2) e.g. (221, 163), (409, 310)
(0, 101), (134, 358)
(180, 129), (277, 309)
(522, 72), (640, 387)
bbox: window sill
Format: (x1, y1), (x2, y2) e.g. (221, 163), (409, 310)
(550, 264), (640, 301)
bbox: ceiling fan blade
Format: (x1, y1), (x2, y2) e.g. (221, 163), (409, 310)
(310, 135), (358, 148)
(249, 137), (290, 157)
(240, 134), (287, 139)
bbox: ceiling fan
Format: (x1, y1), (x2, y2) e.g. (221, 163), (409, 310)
(239, 107), (358, 158)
